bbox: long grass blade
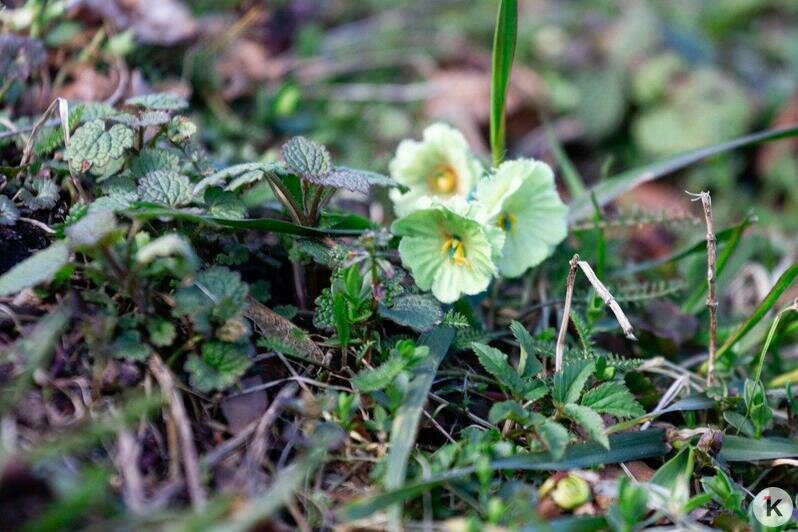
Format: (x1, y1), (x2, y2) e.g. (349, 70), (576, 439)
(490, 0), (518, 167)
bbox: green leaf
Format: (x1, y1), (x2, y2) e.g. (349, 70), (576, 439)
(0, 195), (20, 225)
(384, 327), (454, 528)
(340, 429), (668, 521)
(130, 147), (180, 177)
(112, 330), (151, 361)
(0, 241), (70, 296)
(651, 446), (694, 511)
(192, 162), (284, 197)
(353, 357), (409, 392)
(509, 320), (542, 378)
(110, 110), (170, 128)
(378, 294), (443, 332)
(184, 341), (252, 392)
(204, 187), (247, 220)
(125, 92), (188, 111)
(471, 342), (525, 397)
(721, 435), (798, 461)
(65, 210), (117, 246)
(488, 400), (532, 425)
(333, 293), (350, 349)
(538, 419), (570, 460)
(65, 119), (134, 174)
(281, 136), (331, 177)
(489, 0), (517, 166)
(563, 403), (609, 449)
(716, 263), (798, 365)
(581, 382), (645, 419)
(147, 318), (176, 347)
(137, 170), (193, 207)
(552, 360), (595, 405)
(569, 124), (798, 222)
(19, 177), (59, 210)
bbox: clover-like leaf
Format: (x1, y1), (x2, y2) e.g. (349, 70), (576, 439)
(137, 170), (193, 207)
(19, 178), (59, 210)
(281, 136), (331, 177)
(378, 293), (442, 332)
(0, 195), (20, 226)
(65, 119), (134, 174)
(184, 341), (252, 392)
(581, 382), (645, 419)
(130, 148), (180, 177)
(125, 92), (189, 111)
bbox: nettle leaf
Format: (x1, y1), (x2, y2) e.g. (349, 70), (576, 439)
(315, 167), (392, 194)
(471, 342), (525, 396)
(184, 341), (252, 392)
(378, 294), (443, 332)
(0, 195), (20, 225)
(175, 266), (249, 332)
(130, 148), (180, 177)
(112, 330), (151, 361)
(581, 382), (645, 419)
(204, 187), (247, 220)
(192, 162), (284, 197)
(0, 241), (70, 296)
(166, 116), (198, 144)
(19, 178), (59, 210)
(353, 356), (409, 392)
(563, 403), (609, 449)
(282, 136), (331, 177)
(137, 170), (193, 207)
(552, 360), (595, 405)
(65, 119), (134, 174)
(65, 210), (117, 247)
(510, 320), (543, 378)
(110, 110), (171, 128)
(125, 92), (189, 111)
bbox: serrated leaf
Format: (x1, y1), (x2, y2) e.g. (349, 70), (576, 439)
(581, 382), (645, 419)
(137, 170), (193, 207)
(0, 195), (20, 225)
(204, 187), (247, 220)
(281, 136), (331, 177)
(509, 320), (542, 378)
(130, 148), (180, 177)
(112, 330), (151, 361)
(192, 162), (284, 197)
(471, 342), (525, 397)
(125, 92), (188, 111)
(146, 318), (176, 347)
(353, 357), (409, 392)
(166, 116), (197, 144)
(110, 110), (171, 128)
(488, 400), (532, 425)
(0, 241), (70, 296)
(65, 119), (133, 174)
(19, 178), (59, 210)
(563, 403), (608, 449)
(552, 360), (595, 405)
(378, 294), (443, 332)
(185, 341), (252, 392)
(538, 419), (569, 460)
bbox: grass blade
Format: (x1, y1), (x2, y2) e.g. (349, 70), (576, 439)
(716, 263), (798, 364)
(385, 327), (454, 528)
(490, 0), (518, 166)
(341, 428), (667, 521)
(545, 121), (586, 197)
(721, 435), (798, 461)
(568, 124), (798, 222)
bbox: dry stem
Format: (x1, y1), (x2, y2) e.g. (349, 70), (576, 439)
(555, 255), (580, 373)
(688, 191), (717, 386)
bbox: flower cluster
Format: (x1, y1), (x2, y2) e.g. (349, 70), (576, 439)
(389, 123), (568, 303)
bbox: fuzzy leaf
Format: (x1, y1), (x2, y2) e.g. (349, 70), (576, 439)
(166, 116), (197, 144)
(110, 110), (171, 128)
(378, 294), (443, 332)
(204, 187), (247, 220)
(281, 136), (331, 177)
(563, 403), (609, 449)
(19, 178), (59, 210)
(137, 170), (193, 207)
(0, 195), (20, 225)
(471, 342), (525, 397)
(581, 382), (645, 419)
(130, 148), (180, 177)
(185, 341), (252, 392)
(125, 92), (188, 111)
(353, 357), (409, 392)
(65, 119), (134, 174)
(552, 360), (595, 405)
(65, 211), (117, 247)
(0, 241), (70, 296)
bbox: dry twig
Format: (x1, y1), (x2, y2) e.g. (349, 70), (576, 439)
(555, 255), (580, 373)
(687, 190), (717, 385)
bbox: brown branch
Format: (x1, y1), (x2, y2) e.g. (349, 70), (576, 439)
(149, 354), (207, 510)
(688, 190), (717, 386)
(555, 255), (580, 373)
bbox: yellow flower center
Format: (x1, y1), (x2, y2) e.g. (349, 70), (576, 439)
(498, 211), (517, 233)
(441, 235), (470, 267)
(428, 164), (459, 194)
